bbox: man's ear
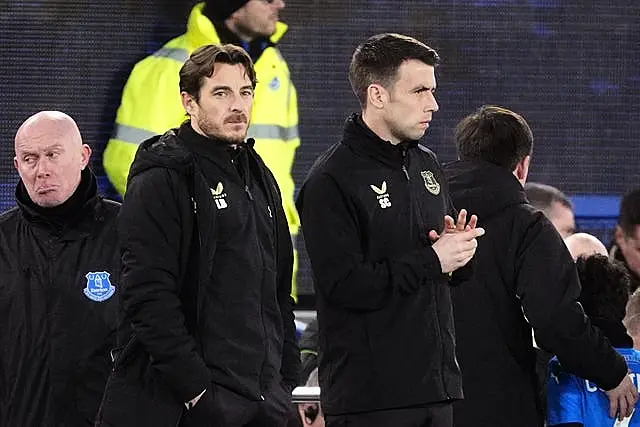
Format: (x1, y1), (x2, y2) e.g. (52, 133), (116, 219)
(615, 225), (625, 246)
(367, 83), (388, 110)
(80, 144), (92, 170)
(514, 155), (531, 183)
(181, 92), (198, 116)
(516, 156), (531, 182)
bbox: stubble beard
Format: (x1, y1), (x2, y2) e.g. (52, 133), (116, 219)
(198, 117), (247, 145)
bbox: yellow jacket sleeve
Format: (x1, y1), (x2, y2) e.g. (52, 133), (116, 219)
(103, 54), (187, 195)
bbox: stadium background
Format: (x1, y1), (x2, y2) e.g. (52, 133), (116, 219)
(1, 0), (638, 302)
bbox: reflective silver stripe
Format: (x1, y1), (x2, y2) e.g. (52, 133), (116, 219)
(248, 124), (299, 141)
(152, 47), (189, 63)
(112, 124), (157, 145)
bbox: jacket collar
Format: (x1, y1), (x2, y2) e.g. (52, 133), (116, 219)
(186, 2), (288, 49)
(341, 113), (418, 168)
(445, 160), (527, 220)
(16, 167), (100, 235)
(176, 122), (254, 172)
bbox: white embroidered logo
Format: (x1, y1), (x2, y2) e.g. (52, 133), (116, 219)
(210, 182), (228, 209)
(370, 181), (392, 209)
(421, 170), (441, 195)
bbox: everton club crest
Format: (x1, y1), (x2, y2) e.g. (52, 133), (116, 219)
(420, 170), (441, 195)
(84, 271), (116, 302)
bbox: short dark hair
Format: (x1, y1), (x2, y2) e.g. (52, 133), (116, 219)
(524, 182), (573, 214)
(619, 189), (640, 236)
(455, 105), (533, 172)
(348, 33), (440, 108)
(576, 254), (631, 322)
(179, 44), (257, 102)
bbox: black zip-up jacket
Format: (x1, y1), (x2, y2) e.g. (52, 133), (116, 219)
(0, 169), (121, 426)
(116, 124), (298, 407)
(444, 160), (628, 427)
(296, 114), (464, 415)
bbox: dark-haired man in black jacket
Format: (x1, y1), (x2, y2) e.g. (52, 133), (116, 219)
(0, 111), (121, 426)
(445, 105), (638, 427)
(97, 44), (298, 427)
(297, 33), (484, 427)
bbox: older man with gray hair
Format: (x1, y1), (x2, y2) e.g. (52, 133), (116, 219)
(0, 111), (121, 426)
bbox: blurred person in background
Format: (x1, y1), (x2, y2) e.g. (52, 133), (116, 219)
(611, 189), (640, 293)
(564, 232), (608, 261)
(525, 182), (575, 238)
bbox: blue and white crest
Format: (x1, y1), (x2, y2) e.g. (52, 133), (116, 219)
(84, 271), (116, 302)
(269, 76), (281, 91)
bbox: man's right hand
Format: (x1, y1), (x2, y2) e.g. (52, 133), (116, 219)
(431, 227), (485, 274)
(605, 374), (639, 421)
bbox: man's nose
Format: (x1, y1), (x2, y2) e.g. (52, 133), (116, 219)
(429, 93), (439, 113)
(36, 158), (52, 177)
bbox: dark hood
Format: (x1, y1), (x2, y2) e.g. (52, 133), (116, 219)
(128, 124), (256, 182)
(444, 159), (527, 220)
(127, 129), (195, 182)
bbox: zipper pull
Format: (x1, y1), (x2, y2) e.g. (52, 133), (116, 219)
(267, 205), (273, 218)
(400, 147), (410, 181)
(245, 185), (254, 201)
(402, 165), (410, 181)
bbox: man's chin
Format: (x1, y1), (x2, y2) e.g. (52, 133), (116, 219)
(34, 196), (63, 208)
(219, 133), (247, 145)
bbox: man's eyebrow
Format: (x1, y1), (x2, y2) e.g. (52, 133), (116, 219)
(411, 84), (436, 92)
(211, 85), (232, 92)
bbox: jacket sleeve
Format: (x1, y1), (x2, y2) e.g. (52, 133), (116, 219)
(275, 193), (300, 388)
(516, 213), (627, 391)
(298, 173), (445, 312)
(103, 59), (187, 195)
(119, 167), (210, 402)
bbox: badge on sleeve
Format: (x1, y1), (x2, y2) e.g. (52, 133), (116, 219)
(83, 271), (116, 302)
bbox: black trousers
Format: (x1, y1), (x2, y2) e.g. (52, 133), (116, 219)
(181, 381), (296, 427)
(326, 403), (453, 427)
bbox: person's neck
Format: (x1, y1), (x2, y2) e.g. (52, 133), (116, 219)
(224, 20), (254, 43)
(361, 109), (400, 145)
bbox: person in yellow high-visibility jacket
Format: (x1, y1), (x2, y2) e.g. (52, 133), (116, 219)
(103, 0), (301, 297)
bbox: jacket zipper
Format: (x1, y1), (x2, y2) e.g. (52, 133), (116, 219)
(401, 148), (450, 398)
(242, 153), (267, 400)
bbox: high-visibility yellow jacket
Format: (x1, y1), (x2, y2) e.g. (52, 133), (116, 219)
(103, 3), (300, 240)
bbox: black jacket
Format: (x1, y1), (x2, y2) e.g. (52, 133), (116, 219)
(116, 124), (298, 409)
(297, 114), (464, 416)
(0, 169), (121, 426)
(445, 160), (628, 427)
